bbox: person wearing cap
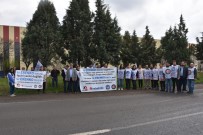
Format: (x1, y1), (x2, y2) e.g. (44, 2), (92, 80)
(7, 68), (16, 97)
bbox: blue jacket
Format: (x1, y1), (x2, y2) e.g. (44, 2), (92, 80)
(7, 73), (15, 84)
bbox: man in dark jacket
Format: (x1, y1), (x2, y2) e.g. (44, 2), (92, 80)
(61, 65), (69, 93)
(178, 61), (188, 92)
(51, 67), (59, 88)
(66, 63), (78, 93)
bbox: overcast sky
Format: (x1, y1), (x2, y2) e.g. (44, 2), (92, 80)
(1, 0), (203, 43)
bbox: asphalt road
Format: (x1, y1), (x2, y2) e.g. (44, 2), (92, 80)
(0, 88), (203, 135)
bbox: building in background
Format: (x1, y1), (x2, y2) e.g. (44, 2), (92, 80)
(0, 25), (27, 74)
(0, 25), (201, 76)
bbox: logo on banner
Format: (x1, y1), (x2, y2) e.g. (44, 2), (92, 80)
(83, 86), (88, 91)
(111, 84), (116, 89)
(34, 85), (37, 88)
(38, 85), (42, 89)
(17, 83), (20, 87)
(106, 85), (110, 90)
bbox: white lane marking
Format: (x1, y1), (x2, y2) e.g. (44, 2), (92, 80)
(70, 111), (203, 135)
(112, 111), (203, 131)
(69, 129), (111, 135)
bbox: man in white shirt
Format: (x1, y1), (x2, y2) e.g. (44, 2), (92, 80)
(164, 62), (172, 93)
(144, 65), (151, 90)
(171, 60), (179, 93)
(125, 64), (132, 90)
(187, 63), (197, 94)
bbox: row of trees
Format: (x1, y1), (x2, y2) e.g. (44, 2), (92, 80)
(22, 0), (203, 69)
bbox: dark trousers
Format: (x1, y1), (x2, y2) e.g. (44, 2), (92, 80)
(151, 80), (154, 89)
(138, 80), (143, 88)
(52, 77), (58, 87)
(153, 80), (159, 89)
(43, 82), (46, 93)
(68, 78), (77, 93)
(172, 78), (179, 92)
(38, 82), (46, 93)
(63, 80), (68, 93)
(132, 80), (137, 90)
(76, 79), (80, 92)
(9, 82), (15, 95)
(160, 81), (165, 91)
(125, 79), (131, 90)
(179, 77), (187, 92)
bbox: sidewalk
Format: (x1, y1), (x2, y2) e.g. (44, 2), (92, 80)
(0, 84), (203, 103)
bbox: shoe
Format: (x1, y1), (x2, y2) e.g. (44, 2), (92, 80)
(187, 91), (193, 94)
(10, 94), (16, 97)
(121, 88), (124, 90)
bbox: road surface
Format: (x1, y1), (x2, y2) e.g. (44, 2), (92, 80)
(0, 87), (203, 135)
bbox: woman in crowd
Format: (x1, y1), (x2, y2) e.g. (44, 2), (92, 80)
(117, 64), (125, 90)
(150, 64), (154, 89)
(7, 68), (16, 97)
(76, 65), (81, 92)
(138, 65), (144, 89)
(158, 64), (165, 91)
(125, 64), (132, 90)
(144, 65), (151, 90)
(152, 64), (159, 90)
(131, 65), (138, 90)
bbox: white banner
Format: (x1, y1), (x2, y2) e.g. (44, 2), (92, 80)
(15, 70), (46, 89)
(80, 68), (117, 92)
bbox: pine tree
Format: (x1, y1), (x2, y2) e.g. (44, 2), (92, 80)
(196, 33), (203, 61)
(139, 26), (156, 66)
(61, 0), (93, 66)
(160, 15), (190, 64)
(121, 31), (131, 66)
(160, 26), (175, 63)
(93, 0), (121, 66)
(131, 30), (140, 65)
(22, 0), (60, 67)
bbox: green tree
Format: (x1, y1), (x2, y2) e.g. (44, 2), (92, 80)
(131, 30), (140, 65)
(93, 0), (121, 66)
(139, 26), (157, 66)
(121, 31), (131, 66)
(22, 0), (60, 67)
(120, 30), (140, 66)
(195, 33), (203, 61)
(61, 0), (93, 66)
(160, 15), (190, 64)
(21, 36), (33, 70)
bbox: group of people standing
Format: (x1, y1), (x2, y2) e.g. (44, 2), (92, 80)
(117, 60), (197, 94)
(60, 63), (80, 93)
(6, 60), (198, 97)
